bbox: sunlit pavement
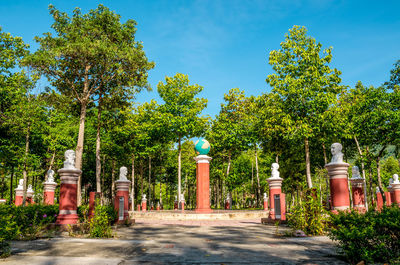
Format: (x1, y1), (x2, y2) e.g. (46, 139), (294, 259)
(1, 221), (345, 265)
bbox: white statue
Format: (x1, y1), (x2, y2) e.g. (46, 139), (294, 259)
(27, 184), (33, 193)
(263, 193), (267, 200)
(174, 195), (178, 201)
(388, 178), (393, 188)
(119, 166), (128, 180)
(46, 169), (55, 183)
(17, 179), (24, 189)
(393, 174), (400, 184)
(142, 194), (147, 201)
(270, 163), (280, 179)
(180, 194), (185, 202)
(330, 143), (344, 163)
(351, 166), (361, 179)
(376, 187), (380, 193)
(226, 193), (231, 201)
(63, 150), (76, 169)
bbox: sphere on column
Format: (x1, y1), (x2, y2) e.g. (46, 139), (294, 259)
(194, 139), (210, 155)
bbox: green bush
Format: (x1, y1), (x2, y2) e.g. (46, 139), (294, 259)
(0, 238), (11, 258)
(287, 189), (328, 236)
(89, 203), (116, 238)
(329, 206), (400, 264)
(0, 204), (58, 240)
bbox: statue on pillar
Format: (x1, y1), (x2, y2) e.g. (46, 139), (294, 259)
(17, 179), (24, 189)
(330, 143), (344, 164)
(351, 166), (361, 179)
(119, 166), (128, 181)
(63, 150), (76, 169)
(393, 174), (399, 184)
(270, 163), (281, 179)
(46, 169), (55, 183)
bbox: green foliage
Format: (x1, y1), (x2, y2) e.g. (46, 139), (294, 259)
(89, 203), (115, 238)
(0, 204), (58, 240)
(287, 189), (328, 235)
(0, 237), (10, 258)
(329, 207), (400, 264)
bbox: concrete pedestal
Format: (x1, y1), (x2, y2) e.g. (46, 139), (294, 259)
(115, 180), (131, 222)
(43, 182), (57, 205)
(15, 187), (23, 206)
(56, 168), (81, 225)
(267, 177), (285, 220)
(325, 162), (350, 211)
(350, 178), (365, 212)
(392, 182), (400, 206)
(194, 155), (213, 213)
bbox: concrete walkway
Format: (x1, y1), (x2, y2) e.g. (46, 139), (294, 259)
(1, 221), (345, 265)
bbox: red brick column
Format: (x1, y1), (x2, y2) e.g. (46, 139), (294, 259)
(392, 182), (400, 206)
(263, 193), (268, 211)
(56, 168), (81, 225)
(114, 180), (131, 222)
(325, 162), (350, 212)
(43, 182), (57, 205)
(376, 188), (384, 210)
(141, 195), (147, 212)
(350, 178), (365, 212)
(267, 177), (284, 220)
(15, 184), (23, 206)
(195, 155), (212, 213)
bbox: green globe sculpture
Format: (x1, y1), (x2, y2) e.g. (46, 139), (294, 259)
(194, 139), (210, 155)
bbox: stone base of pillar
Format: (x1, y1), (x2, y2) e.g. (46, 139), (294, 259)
(56, 213), (79, 225)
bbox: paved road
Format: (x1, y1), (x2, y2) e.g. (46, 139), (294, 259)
(1, 221), (345, 264)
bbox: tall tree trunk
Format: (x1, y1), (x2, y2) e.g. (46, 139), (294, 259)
(75, 101), (88, 206)
(148, 156), (151, 205)
(322, 142), (330, 207)
(304, 137), (313, 188)
(111, 159), (116, 199)
(140, 164), (144, 199)
(131, 154), (135, 211)
(255, 146), (261, 206)
(95, 95), (103, 193)
(376, 146), (386, 203)
(178, 136), (182, 202)
(225, 152), (231, 206)
(101, 154), (106, 204)
(22, 123), (30, 206)
(322, 142), (328, 165)
(9, 166), (14, 205)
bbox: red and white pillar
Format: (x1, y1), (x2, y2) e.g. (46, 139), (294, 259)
(15, 180), (24, 206)
(195, 155), (213, 213)
(325, 162), (350, 212)
(56, 168), (81, 225)
(350, 178), (366, 212)
(263, 193), (268, 211)
(141, 195), (147, 212)
(180, 194), (185, 212)
(115, 179), (131, 222)
(43, 181), (57, 205)
(392, 181), (400, 206)
(267, 177), (285, 220)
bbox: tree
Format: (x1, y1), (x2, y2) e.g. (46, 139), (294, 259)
(157, 73), (208, 202)
(266, 25), (345, 188)
(24, 4), (155, 204)
(385, 60), (400, 91)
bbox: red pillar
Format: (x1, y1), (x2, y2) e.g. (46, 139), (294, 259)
(267, 177), (284, 220)
(385, 191), (392, 206)
(15, 186), (23, 206)
(263, 193), (268, 211)
(141, 196), (147, 212)
(56, 168), (81, 225)
(325, 162), (350, 212)
(350, 178), (366, 212)
(114, 180), (131, 222)
(194, 155), (212, 213)
(43, 182), (57, 205)
(376, 189), (383, 210)
(392, 182), (400, 206)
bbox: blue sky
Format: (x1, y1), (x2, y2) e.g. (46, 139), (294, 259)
(1, 0), (399, 117)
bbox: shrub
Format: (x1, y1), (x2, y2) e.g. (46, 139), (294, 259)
(0, 204), (58, 240)
(89, 203), (116, 238)
(0, 238), (11, 258)
(287, 189), (329, 236)
(328, 206), (400, 264)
